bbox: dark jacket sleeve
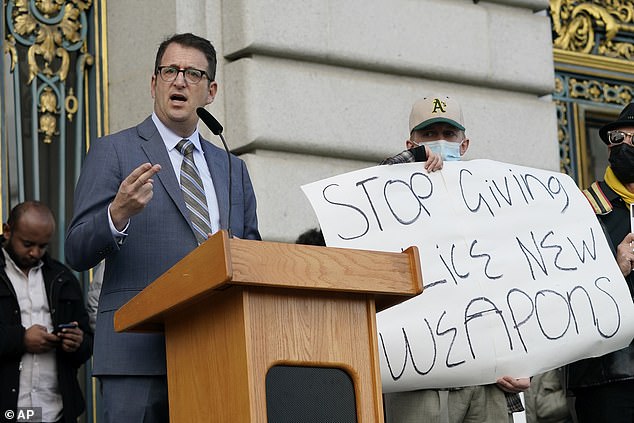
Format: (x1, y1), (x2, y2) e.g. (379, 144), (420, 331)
(0, 274), (27, 359)
(50, 264), (93, 368)
(0, 323), (26, 359)
(62, 283), (93, 368)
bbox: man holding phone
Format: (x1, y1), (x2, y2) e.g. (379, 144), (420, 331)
(0, 201), (92, 423)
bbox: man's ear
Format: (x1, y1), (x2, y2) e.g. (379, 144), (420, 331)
(2, 223), (10, 241)
(206, 81), (218, 105)
(460, 138), (470, 155)
(406, 139), (415, 149)
(150, 74), (157, 99)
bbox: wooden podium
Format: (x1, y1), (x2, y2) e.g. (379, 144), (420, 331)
(114, 230), (423, 422)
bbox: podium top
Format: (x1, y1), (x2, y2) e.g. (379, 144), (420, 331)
(115, 230), (423, 332)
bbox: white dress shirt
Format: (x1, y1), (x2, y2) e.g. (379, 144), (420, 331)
(108, 114), (221, 240)
(3, 249), (63, 422)
(152, 113), (220, 234)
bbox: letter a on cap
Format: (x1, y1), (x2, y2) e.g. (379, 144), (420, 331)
(431, 98), (447, 114)
(409, 94), (466, 133)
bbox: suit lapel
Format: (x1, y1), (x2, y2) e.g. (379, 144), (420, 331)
(137, 117), (191, 224)
(201, 136), (230, 231)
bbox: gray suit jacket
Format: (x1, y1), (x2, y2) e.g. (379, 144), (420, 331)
(65, 116), (260, 375)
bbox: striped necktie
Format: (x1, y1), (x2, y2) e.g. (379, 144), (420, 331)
(175, 139), (212, 244)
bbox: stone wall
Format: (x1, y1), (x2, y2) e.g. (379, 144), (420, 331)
(106, 0), (557, 241)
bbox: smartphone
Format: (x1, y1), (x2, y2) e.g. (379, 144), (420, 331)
(56, 322), (78, 332)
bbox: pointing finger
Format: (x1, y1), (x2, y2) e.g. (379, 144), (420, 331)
(123, 163), (161, 188)
(123, 163), (152, 185)
(137, 164), (162, 187)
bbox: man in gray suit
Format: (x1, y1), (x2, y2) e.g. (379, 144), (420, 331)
(66, 33), (260, 422)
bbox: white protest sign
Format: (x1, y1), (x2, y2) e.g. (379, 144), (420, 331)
(302, 159), (634, 392)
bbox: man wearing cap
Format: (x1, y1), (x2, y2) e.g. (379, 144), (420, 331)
(382, 94), (530, 423)
(566, 103), (634, 423)
(381, 94), (469, 165)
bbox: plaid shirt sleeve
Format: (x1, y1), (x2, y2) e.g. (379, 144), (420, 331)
(379, 145), (427, 165)
(380, 150), (416, 165)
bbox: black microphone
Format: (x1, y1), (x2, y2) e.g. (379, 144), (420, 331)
(197, 107), (232, 238)
(197, 107), (224, 136)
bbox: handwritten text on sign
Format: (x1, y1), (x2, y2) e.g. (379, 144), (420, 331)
(302, 160), (634, 392)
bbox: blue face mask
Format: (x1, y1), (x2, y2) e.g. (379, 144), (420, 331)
(420, 140), (463, 161)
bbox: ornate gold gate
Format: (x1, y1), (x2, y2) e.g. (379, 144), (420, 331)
(2, 2), (108, 422)
(551, 0), (634, 188)
(2, 0), (108, 259)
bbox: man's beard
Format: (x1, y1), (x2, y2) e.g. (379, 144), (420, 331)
(4, 242), (37, 270)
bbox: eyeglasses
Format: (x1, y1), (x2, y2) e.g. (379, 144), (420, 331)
(156, 66), (210, 84)
(607, 130), (634, 145)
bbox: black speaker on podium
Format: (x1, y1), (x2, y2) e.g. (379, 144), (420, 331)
(266, 366), (357, 422)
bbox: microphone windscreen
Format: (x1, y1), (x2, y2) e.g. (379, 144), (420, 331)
(196, 107), (223, 135)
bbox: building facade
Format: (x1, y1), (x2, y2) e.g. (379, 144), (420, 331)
(4, 0), (633, 421)
(102, 0), (559, 243)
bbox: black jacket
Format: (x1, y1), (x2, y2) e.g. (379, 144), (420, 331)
(567, 181), (634, 390)
(0, 251), (93, 422)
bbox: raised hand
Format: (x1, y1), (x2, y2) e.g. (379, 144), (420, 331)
(616, 233), (634, 277)
(110, 163), (162, 230)
(424, 147), (444, 172)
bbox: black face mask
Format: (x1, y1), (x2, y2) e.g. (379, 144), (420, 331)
(609, 143), (634, 183)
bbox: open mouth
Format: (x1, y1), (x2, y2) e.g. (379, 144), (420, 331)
(170, 93), (187, 104)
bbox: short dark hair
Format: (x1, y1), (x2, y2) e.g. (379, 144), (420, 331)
(6, 201), (55, 229)
(154, 33), (218, 81)
(295, 228), (325, 246)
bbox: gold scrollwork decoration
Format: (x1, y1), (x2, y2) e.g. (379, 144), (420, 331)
(39, 86), (57, 113)
(554, 76), (565, 95)
(3, 36), (19, 72)
(36, 0), (64, 17)
(551, 0), (634, 60)
(78, 50), (94, 74)
(9, 0), (92, 83)
(38, 86), (59, 143)
(555, 100), (571, 174)
(65, 88), (78, 121)
(38, 113), (58, 144)
(568, 77), (634, 104)
(13, 2), (37, 34)
(599, 39), (634, 59)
